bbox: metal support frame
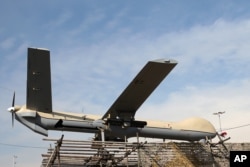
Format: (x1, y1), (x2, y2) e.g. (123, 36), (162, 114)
(45, 135), (64, 167)
(41, 135), (238, 166)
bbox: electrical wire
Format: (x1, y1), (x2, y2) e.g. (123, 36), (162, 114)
(0, 142), (47, 149)
(223, 123), (250, 131)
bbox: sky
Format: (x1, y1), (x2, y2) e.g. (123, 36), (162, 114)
(1, 0), (250, 166)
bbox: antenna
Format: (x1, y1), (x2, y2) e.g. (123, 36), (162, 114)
(213, 111), (226, 132)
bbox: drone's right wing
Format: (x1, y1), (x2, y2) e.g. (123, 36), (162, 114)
(102, 59), (177, 121)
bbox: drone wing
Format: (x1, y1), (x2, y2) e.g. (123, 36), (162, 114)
(26, 48), (53, 113)
(102, 59), (177, 121)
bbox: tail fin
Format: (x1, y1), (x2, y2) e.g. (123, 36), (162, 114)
(26, 48), (52, 112)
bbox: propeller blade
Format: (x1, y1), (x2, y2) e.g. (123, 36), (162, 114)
(11, 91), (15, 128)
(12, 112), (14, 127)
(12, 92), (15, 107)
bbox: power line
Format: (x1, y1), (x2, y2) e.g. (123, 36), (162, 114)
(0, 142), (47, 149)
(223, 123), (250, 131)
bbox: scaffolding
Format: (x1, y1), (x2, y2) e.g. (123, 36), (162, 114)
(41, 136), (234, 167)
(42, 136), (145, 167)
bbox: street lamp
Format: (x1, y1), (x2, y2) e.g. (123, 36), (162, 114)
(13, 155), (17, 167)
(213, 111), (225, 132)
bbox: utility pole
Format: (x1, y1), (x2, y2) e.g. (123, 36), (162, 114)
(213, 111), (225, 132)
(13, 155), (17, 167)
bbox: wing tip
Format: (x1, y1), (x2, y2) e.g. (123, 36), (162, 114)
(28, 47), (50, 51)
(151, 59), (178, 64)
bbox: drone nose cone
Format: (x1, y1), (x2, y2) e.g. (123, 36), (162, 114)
(176, 117), (216, 134)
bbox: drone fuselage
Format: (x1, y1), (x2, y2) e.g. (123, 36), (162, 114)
(14, 105), (216, 141)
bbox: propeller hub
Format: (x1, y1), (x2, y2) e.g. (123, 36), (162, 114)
(7, 106), (20, 113)
(8, 107), (15, 112)
(8, 91), (19, 127)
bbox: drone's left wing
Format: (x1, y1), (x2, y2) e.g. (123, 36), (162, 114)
(102, 59), (177, 121)
(26, 48), (52, 113)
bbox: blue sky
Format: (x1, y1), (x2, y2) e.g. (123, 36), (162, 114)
(1, 0), (250, 166)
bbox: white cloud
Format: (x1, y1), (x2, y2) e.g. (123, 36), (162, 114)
(0, 37), (16, 50)
(45, 11), (73, 29)
(152, 19), (250, 72)
(68, 11), (106, 37)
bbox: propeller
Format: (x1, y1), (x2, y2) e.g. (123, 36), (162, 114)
(7, 92), (17, 127)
